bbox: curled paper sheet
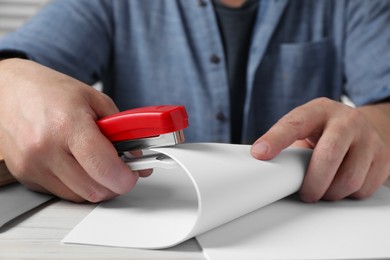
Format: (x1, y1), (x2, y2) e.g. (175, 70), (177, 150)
(63, 143), (311, 249)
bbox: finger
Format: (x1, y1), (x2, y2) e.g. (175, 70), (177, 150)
(5, 151), (85, 202)
(125, 150), (154, 177)
(251, 102), (326, 160)
(53, 153), (119, 202)
(350, 151), (390, 200)
(299, 124), (354, 202)
(291, 140), (313, 149)
(322, 142), (373, 201)
(138, 169), (153, 177)
(69, 121), (139, 195)
(19, 170), (85, 202)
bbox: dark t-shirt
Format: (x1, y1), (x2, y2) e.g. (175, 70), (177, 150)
(213, 0), (259, 143)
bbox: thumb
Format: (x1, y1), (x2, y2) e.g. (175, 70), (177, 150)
(251, 100), (328, 161)
(251, 132), (313, 161)
(251, 139), (274, 160)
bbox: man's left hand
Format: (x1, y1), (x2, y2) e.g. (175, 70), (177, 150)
(251, 97), (390, 202)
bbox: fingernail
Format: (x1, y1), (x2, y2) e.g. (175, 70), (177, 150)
(299, 191), (318, 203)
(252, 141), (270, 157)
(300, 195), (317, 203)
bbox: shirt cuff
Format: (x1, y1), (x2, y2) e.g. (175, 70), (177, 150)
(0, 50), (29, 60)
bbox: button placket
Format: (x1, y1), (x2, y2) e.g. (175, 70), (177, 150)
(209, 54), (221, 64)
(216, 111), (227, 121)
(197, 0), (207, 7)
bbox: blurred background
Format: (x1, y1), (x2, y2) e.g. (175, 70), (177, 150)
(0, 0), (103, 90)
(0, 0), (49, 37)
(0, 0), (355, 102)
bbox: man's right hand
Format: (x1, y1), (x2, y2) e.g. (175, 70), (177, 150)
(0, 58), (140, 202)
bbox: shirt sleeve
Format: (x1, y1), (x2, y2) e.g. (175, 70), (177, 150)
(0, 0), (113, 85)
(344, 0), (390, 106)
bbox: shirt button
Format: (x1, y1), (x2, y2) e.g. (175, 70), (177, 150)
(197, 0), (207, 7)
(210, 54), (221, 64)
(216, 112), (227, 122)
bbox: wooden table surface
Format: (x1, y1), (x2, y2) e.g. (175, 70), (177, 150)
(2, 180), (390, 259)
(0, 199), (206, 260)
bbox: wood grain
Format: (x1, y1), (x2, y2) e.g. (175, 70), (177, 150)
(0, 200), (205, 259)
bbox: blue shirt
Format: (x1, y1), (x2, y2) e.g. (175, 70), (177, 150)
(0, 0), (389, 144)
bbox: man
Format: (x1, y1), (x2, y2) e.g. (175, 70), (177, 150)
(0, 0), (389, 203)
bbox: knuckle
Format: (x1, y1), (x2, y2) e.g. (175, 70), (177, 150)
(345, 109), (362, 125)
(350, 176), (383, 200)
(323, 176), (363, 201)
(316, 139), (342, 164)
(13, 146), (46, 177)
(370, 177), (384, 191)
(372, 135), (388, 157)
(278, 113), (305, 137)
(11, 160), (30, 177)
(83, 186), (107, 203)
(7, 157), (31, 177)
(73, 134), (96, 154)
(332, 110), (361, 136)
(22, 134), (47, 155)
(99, 93), (116, 108)
(335, 117), (352, 132)
(83, 155), (129, 194)
(341, 175), (363, 194)
(383, 140), (390, 155)
(350, 189), (372, 200)
(366, 134), (380, 151)
(86, 155), (111, 178)
(50, 110), (74, 134)
(280, 114), (304, 128)
(51, 183), (97, 203)
(312, 97), (331, 106)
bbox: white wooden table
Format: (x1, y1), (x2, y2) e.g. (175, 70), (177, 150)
(0, 199), (206, 260)
(2, 180), (390, 259)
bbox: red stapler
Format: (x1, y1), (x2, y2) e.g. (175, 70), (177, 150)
(97, 105), (189, 171)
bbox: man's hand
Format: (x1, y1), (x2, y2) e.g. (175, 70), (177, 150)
(0, 58), (143, 202)
(251, 97), (390, 202)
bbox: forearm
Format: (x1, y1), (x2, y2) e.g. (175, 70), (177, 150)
(0, 1), (112, 85)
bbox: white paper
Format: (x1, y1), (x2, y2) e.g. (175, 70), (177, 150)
(197, 186), (390, 260)
(63, 143), (311, 249)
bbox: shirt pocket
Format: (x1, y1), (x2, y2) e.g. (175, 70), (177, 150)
(274, 38), (335, 102)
